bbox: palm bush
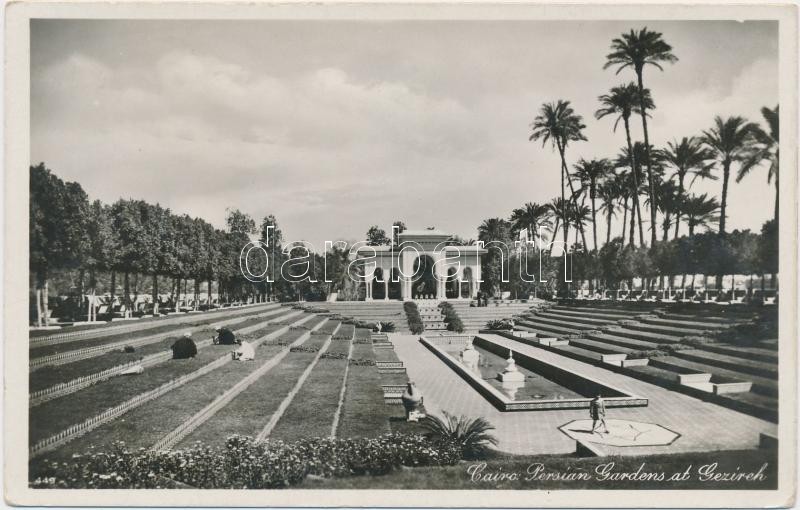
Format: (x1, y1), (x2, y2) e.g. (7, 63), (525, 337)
(420, 412), (498, 460)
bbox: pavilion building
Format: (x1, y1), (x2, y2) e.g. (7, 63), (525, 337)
(355, 229), (486, 301)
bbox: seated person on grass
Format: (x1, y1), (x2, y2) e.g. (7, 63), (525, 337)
(171, 332), (198, 359)
(233, 338), (255, 361)
(213, 326), (236, 345)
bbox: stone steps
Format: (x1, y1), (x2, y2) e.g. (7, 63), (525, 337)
(672, 349), (778, 379)
(602, 327), (682, 344)
(649, 356), (777, 397)
(549, 306), (638, 320)
(622, 322), (710, 337)
(584, 332), (662, 351)
(516, 320), (581, 336)
(643, 316), (737, 330)
(697, 343), (778, 364)
(534, 311), (615, 326)
(549, 343), (603, 364)
(523, 315), (595, 331)
(566, 337), (634, 356)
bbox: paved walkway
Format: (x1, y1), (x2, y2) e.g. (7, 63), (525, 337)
(391, 334), (777, 456)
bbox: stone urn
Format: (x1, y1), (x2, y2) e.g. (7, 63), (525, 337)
(499, 350), (525, 383)
(460, 340), (480, 371)
(401, 382), (423, 419)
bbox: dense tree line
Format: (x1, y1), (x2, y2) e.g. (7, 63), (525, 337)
(30, 163), (291, 326)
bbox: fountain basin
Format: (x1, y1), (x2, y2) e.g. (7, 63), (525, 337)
(421, 335), (648, 412)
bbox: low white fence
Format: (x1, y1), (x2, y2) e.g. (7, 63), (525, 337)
(29, 307), (293, 372)
(153, 318), (328, 451)
(30, 302), (277, 347)
(28, 313), (315, 459)
(28, 312), (302, 407)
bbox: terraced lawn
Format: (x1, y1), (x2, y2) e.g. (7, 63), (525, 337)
(268, 338), (352, 442)
(30, 329), (314, 465)
(29, 323), (294, 444)
(176, 332), (331, 448)
(29, 313), (299, 392)
(336, 343), (391, 439)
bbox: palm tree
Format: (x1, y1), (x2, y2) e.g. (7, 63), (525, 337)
(547, 197), (570, 255)
(701, 115), (761, 235)
(509, 202), (553, 249)
(663, 136), (715, 238)
(569, 202), (592, 250)
(596, 83), (654, 247)
(737, 105), (779, 224)
(605, 28), (678, 246)
(420, 412), (498, 459)
(651, 179), (682, 242)
(572, 158), (612, 251)
(597, 178), (620, 246)
(682, 193), (720, 236)
(530, 100), (587, 247)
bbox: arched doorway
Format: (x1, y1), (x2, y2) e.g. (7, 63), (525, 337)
(388, 267), (402, 300)
(412, 255), (437, 298)
(446, 267), (459, 299)
(372, 268), (386, 300)
(461, 267), (473, 299)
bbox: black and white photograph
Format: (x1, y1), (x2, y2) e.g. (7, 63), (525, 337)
(3, 2), (797, 507)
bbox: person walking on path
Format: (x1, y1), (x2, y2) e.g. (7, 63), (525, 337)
(590, 393), (609, 434)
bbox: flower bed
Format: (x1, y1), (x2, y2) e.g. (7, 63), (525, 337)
(30, 433), (461, 489)
(289, 346), (320, 353)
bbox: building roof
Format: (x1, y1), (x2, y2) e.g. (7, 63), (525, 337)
(398, 228), (451, 238)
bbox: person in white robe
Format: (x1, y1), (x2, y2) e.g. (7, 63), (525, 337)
(233, 339), (255, 361)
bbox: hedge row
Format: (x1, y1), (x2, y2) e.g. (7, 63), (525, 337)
(403, 302), (424, 334)
(438, 302), (464, 333)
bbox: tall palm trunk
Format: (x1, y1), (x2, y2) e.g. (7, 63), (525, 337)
(774, 172), (779, 225)
(629, 192), (637, 247)
(605, 208), (613, 245)
(620, 196), (628, 240)
(590, 188), (598, 252)
(557, 144), (568, 246)
(622, 116), (645, 246)
(673, 172), (685, 239)
(716, 160), (731, 290)
(719, 160), (731, 235)
(635, 71), (658, 247)
(550, 217), (561, 256)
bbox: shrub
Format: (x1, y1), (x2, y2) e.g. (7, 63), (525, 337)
(404, 302), (424, 334)
(30, 434), (461, 489)
(439, 302), (464, 333)
(485, 319), (512, 330)
(122, 345), (136, 353)
(375, 321), (395, 333)
(626, 349), (664, 359)
(419, 412), (498, 460)
(680, 335), (714, 346)
(656, 343), (692, 355)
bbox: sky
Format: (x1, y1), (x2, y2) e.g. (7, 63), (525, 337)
(31, 19), (778, 249)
